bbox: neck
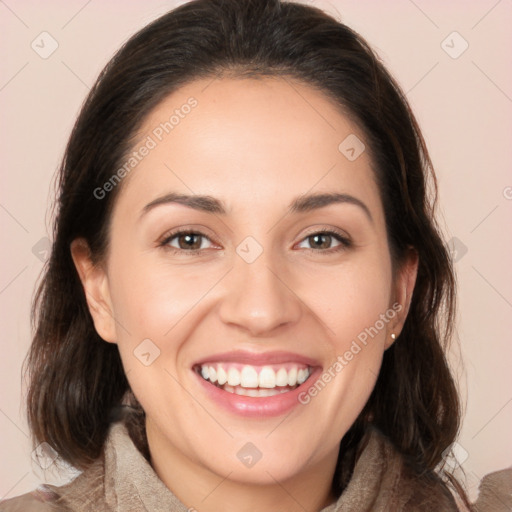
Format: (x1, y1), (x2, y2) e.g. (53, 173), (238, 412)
(146, 420), (339, 512)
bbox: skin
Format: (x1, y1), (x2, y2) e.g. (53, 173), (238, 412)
(71, 76), (418, 512)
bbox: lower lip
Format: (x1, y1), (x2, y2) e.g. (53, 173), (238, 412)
(194, 367), (322, 418)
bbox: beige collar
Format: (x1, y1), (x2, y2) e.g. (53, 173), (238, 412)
(54, 420), (462, 511)
(4, 420), (511, 511)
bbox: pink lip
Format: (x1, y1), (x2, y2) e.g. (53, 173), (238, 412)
(192, 350), (320, 367)
(191, 350), (322, 418)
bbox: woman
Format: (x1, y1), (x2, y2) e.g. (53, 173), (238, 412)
(1, 0), (510, 510)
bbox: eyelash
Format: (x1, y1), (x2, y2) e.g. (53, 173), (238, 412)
(158, 227), (352, 256)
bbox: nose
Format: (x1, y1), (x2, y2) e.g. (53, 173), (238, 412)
(217, 245), (302, 337)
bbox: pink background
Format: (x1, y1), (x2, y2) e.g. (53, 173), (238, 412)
(1, 0), (511, 501)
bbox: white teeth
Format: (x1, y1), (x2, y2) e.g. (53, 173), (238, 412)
(258, 366), (276, 388)
(199, 363), (312, 390)
(297, 369), (308, 385)
(227, 367), (240, 386)
(288, 367), (298, 386)
(276, 368), (288, 387)
(217, 366), (227, 385)
(240, 366), (259, 388)
(223, 385), (292, 397)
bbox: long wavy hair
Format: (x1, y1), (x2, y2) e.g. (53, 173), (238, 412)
(26, 0), (466, 503)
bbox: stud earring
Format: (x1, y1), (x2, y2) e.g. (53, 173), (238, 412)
(390, 333), (396, 340)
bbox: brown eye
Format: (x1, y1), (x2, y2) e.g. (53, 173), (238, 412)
(176, 233), (203, 250)
(297, 230), (351, 253)
(161, 230), (213, 252)
(308, 233), (334, 250)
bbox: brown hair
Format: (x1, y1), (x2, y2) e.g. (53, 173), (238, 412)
(26, 0), (465, 502)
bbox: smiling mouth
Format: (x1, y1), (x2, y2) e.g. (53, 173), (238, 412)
(194, 362), (312, 397)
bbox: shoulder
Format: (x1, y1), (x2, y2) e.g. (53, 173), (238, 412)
(367, 427), (512, 511)
(360, 426), (460, 511)
(0, 454), (106, 512)
(472, 466), (512, 512)
(0, 485), (63, 511)
(0, 420), (140, 512)
(0, 464), (105, 512)
(398, 464), (460, 511)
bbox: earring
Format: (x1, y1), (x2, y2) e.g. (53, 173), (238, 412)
(390, 333), (396, 340)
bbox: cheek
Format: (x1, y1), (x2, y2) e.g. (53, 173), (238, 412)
(322, 258), (392, 394)
(312, 251), (393, 345)
(108, 254), (216, 338)
(302, 249), (392, 410)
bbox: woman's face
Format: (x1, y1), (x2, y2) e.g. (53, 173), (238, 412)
(73, 76), (416, 491)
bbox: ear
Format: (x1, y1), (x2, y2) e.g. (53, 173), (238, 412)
(70, 238), (117, 344)
(385, 246), (419, 349)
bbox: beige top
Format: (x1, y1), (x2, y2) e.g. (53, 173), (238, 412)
(1, 420), (511, 511)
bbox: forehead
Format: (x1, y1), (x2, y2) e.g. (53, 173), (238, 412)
(114, 76), (382, 222)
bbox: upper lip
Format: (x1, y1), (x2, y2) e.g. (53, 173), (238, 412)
(192, 350), (321, 368)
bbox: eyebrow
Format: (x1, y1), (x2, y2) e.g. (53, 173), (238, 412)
(141, 191), (373, 223)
